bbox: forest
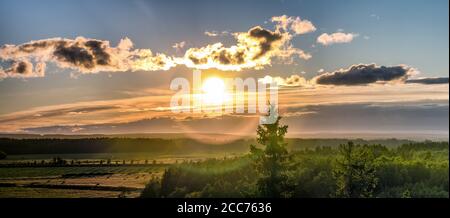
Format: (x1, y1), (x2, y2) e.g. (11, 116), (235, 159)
(0, 136), (413, 155)
(140, 141), (448, 198)
(141, 118), (449, 198)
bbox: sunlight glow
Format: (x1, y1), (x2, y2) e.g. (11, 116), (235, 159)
(201, 77), (229, 105)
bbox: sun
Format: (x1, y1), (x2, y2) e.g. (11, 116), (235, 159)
(201, 77), (228, 105)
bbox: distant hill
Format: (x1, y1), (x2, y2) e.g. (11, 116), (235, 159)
(0, 132), (252, 140)
(1, 131), (447, 141)
(0, 135), (444, 155)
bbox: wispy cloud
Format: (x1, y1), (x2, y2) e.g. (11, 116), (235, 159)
(370, 14), (381, 20)
(0, 68), (447, 133)
(172, 41), (186, 52)
(405, 77), (449, 85)
(204, 31), (231, 37)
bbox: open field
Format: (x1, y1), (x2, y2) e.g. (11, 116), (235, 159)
(0, 187), (137, 198)
(0, 151), (240, 198)
(0, 168), (166, 198)
(0, 164), (166, 198)
(0, 165), (166, 178)
(0, 139), (243, 198)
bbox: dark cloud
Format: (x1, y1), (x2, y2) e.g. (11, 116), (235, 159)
(14, 61), (29, 74)
(314, 64), (417, 86)
(18, 40), (52, 53)
(406, 77), (449, 85)
(182, 25), (307, 70)
(52, 39), (112, 70)
(84, 40), (111, 65)
(0, 37), (175, 77)
(3, 60), (33, 75)
(53, 43), (97, 70)
(247, 26), (283, 60)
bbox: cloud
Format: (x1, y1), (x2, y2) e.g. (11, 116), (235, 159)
(180, 26), (310, 71)
(204, 31), (219, 37)
(406, 77), (449, 84)
(313, 64), (417, 85)
(0, 15), (318, 77)
(1, 27), (311, 77)
(178, 15), (315, 70)
(0, 59), (45, 79)
(271, 15), (316, 35)
(317, 32), (358, 46)
(172, 41), (186, 52)
(204, 31), (230, 37)
(263, 64), (428, 87)
(259, 74), (311, 87)
(261, 64), (445, 87)
(273, 44), (312, 63)
(0, 37), (175, 79)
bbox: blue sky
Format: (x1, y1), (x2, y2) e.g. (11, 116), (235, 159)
(1, 0), (448, 76)
(0, 0), (448, 137)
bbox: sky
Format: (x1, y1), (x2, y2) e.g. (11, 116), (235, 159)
(0, 0), (448, 139)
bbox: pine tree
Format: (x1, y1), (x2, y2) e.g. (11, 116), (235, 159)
(250, 108), (288, 198)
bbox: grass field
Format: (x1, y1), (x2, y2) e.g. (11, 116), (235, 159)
(0, 166), (166, 198)
(0, 152), (238, 198)
(0, 187), (138, 198)
(0, 153), (177, 198)
(0, 165), (165, 178)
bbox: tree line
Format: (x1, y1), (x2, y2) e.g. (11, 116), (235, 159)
(0, 137), (415, 155)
